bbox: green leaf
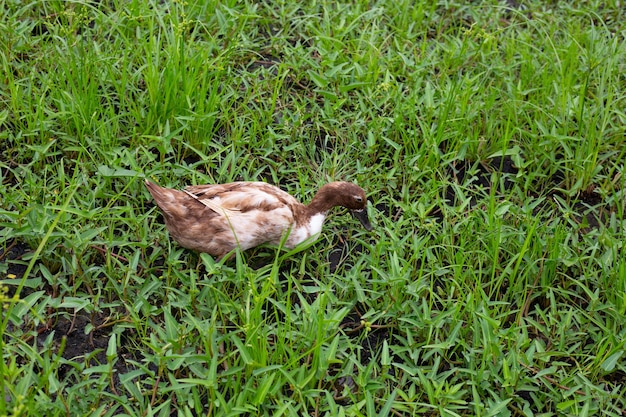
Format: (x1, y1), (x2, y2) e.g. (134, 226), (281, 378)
(232, 335), (254, 365)
(253, 372), (277, 406)
(58, 297), (91, 310)
(97, 165), (139, 177)
(107, 333), (117, 361)
(381, 339), (391, 367)
(601, 350), (623, 372)
(378, 388), (397, 417)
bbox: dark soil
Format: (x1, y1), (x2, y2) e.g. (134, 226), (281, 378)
(1, 240), (30, 290)
(38, 312), (131, 382)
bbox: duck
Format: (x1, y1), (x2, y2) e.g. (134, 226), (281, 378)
(145, 179), (372, 258)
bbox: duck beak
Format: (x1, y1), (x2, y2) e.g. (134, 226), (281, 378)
(351, 208), (372, 231)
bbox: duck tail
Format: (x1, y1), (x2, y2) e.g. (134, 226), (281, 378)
(144, 179), (166, 199)
(144, 180), (184, 213)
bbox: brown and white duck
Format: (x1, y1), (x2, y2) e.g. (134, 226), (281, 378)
(145, 180), (372, 258)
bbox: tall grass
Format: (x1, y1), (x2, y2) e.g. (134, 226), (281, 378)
(1, 0), (625, 415)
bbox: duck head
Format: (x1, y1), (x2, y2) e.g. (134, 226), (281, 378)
(308, 182), (372, 231)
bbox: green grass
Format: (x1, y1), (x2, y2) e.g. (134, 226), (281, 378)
(1, 0), (625, 415)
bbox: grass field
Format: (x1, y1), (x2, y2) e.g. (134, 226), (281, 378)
(1, 0), (625, 415)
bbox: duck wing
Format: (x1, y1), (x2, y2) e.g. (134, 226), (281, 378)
(184, 182), (300, 216)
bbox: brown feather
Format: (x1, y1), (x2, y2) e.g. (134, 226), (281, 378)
(145, 179), (370, 259)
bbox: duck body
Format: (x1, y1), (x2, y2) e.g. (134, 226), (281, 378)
(145, 180), (371, 258)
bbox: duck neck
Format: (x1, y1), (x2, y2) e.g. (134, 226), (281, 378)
(306, 186), (337, 216)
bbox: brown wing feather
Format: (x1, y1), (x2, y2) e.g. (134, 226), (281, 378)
(146, 180), (311, 258)
(145, 180), (218, 221)
(185, 182), (300, 213)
